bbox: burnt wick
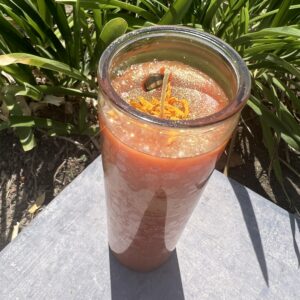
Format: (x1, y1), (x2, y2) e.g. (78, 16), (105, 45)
(143, 73), (164, 91)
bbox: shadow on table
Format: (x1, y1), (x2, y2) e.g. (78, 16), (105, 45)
(229, 178), (269, 287)
(289, 214), (300, 268)
(109, 249), (185, 300)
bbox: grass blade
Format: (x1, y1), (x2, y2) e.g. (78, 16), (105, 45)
(37, 0), (52, 26)
(93, 8), (102, 38)
(248, 96), (300, 150)
(202, 0), (222, 30)
(7, 0), (68, 61)
(271, 0), (294, 27)
(159, 0), (193, 25)
(265, 54), (300, 80)
(73, 0), (81, 69)
(260, 119), (284, 188)
(0, 11), (37, 53)
(57, 0), (158, 22)
(0, 64), (35, 84)
(234, 26), (300, 44)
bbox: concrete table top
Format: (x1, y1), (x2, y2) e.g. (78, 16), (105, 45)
(0, 157), (299, 300)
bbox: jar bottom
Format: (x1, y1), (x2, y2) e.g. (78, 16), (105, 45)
(110, 246), (173, 272)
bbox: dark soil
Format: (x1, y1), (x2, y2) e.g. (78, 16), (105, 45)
(0, 130), (98, 250)
(0, 115), (299, 251)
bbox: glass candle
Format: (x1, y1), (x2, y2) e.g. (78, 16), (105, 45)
(98, 26), (251, 272)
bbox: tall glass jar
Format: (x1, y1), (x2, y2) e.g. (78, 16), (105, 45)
(98, 26), (251, 272)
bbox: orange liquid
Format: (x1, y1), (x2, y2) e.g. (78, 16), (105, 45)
(100, 61), (230, 271)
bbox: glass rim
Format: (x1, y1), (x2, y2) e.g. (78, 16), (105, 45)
(98, 25), (251, 128)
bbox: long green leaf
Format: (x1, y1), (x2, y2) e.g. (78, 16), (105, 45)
(248, 96), (300, 150)
(260, 119), (284, 185)
(0, 3), (40, 45)
(0, 11), (37, 54)
(9, 115), (77, 134)
(271, 0), (293, 27)
(234, 26), (300, 44)
(0, 64), (35, 84)
(12, 0), (68, 61)
(272, 78), (300, 112)
(16, 83), (43, 101)
(57, 0), (158, 22)
(137, 0), (163, 16)
(250, 5), (300, 23)
(3, 85), (97, 98)
(216, 0), (249, 37)
(0, 53), (87, 81)
(16, 127), (37, 151)
(265, 54), (300, 80)
(93, 8), (102, 38)
(2, 0), (68, 61)
(45, 1), (73, 65)
(2, 90), (36, 151)
(80, 9), (93, 58)
(202, 0), (221, 30)
(244, 42), (287, 55)
(159, 0), (193, 25)
(37, 0), (52, 26)
(73, 0), (81, 68)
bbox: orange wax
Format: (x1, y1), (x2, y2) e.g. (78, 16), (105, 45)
(101, 124), (226, 271)
(100, 61), (232, 271)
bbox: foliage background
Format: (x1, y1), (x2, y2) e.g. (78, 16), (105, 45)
(0, 0), (299, 207)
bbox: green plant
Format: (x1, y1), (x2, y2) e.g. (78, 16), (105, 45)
(0, 1), (299, 204)
(0, 0), (129, 150)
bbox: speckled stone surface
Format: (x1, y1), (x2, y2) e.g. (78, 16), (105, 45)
(0, 157), (299, 300)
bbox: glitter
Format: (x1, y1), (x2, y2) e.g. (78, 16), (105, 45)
(178, 150), (185, 157)
(111, 60), (229, 120)
(121, 92), (129, 98)
(109, 60), (229, 158)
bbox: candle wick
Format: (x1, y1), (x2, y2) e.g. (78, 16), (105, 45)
(160, 70), (170, 118)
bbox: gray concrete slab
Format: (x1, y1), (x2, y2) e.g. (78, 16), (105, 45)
(0, 157), (299, 300)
